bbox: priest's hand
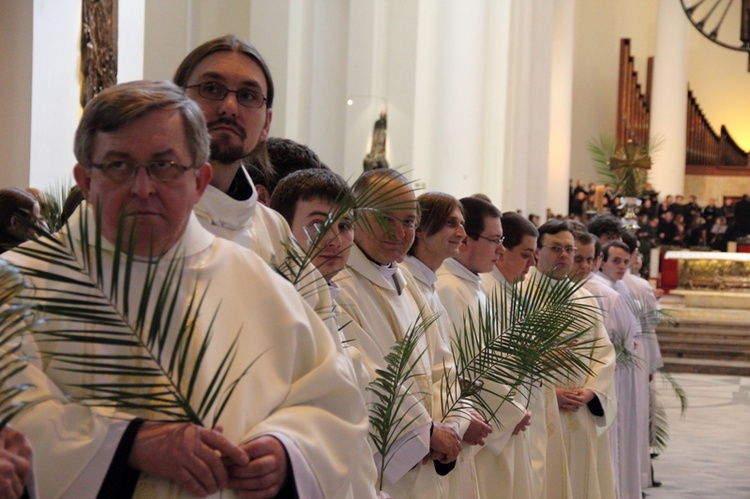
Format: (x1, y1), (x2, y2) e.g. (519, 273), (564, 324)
(128, 422), (248, 497)
(0, 426), (32, 499)
(512, 411), (532, 435)
(227, 435), (288, 499)
(426, 422), (461, 464)
(556, 387), (594, 412)
(462, 411), (492, 446)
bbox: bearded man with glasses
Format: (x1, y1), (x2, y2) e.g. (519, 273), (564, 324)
(173, 34), (291, 266)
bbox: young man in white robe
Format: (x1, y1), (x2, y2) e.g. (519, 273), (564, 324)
(2, 81), (369, 498)
(572, 235), (642, 499)
(333, 170), (462, 498)
(434, 198), (531, 498)
(534, 220), (617, 499)
(402, 192), (493, 499)
(173, 35), (333, 325)
(620, 232), (665, 490)
(270, 168), (379, 498)
(481, 211), (570, 499)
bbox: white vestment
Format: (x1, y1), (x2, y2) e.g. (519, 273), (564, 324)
(435, 259), (529, 498)
(334, 246), (448, 499)
(402, 255), (478, 499)
(546, 270), (616, 499)
(584, 273), (641, 499)
(192, 165), (336, 333)
(480, 266), (563, 499)
(621, 271), (664, 489)
(3, 206), (369, 499)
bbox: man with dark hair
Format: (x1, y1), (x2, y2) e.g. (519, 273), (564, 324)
(587, 214), (623, 244)
(473, 210), (541, 498)
(174, 34), (290, 265)
(270, 169), (379, 498)
(248, 137), (328, 206)
(573, 235), (641, 499)
(532, 220), (617, 499)
(334, 169), (461, 498)
(174, 34), (337, 353)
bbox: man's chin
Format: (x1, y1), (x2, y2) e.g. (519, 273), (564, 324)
(209, 143), (250, 164)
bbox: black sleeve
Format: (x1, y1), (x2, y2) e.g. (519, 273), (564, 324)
(429, 422), (457, 476)
(587, 395), (604, 417)
(274, 444), (298, 499)
(96, 418), (144, 499)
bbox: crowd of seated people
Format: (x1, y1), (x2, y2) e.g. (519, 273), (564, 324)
(568, 179), (750, 254)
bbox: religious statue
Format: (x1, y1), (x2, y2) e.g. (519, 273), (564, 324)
(363, 112), (389, 171)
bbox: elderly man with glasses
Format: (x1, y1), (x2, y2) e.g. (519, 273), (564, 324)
(531, 220), (617, 499)
(2, 80), (368, 498)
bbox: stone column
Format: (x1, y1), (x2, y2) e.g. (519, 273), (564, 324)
(649, 0), (689, 198)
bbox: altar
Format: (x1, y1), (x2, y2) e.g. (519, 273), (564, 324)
(663, 250), (750, 309)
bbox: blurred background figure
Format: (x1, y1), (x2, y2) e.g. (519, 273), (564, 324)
(0, 187), (47, 251)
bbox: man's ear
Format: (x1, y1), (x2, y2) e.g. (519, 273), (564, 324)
(193, 163), (213, 199)
(414, 228), (426, 242)
(73, 164), (91, 199)
(255, 184), (271, 207)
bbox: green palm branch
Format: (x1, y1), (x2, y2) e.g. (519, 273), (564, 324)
(441, 272), (602, 427)
(0, 260), (46, 429)
(7, 207), (261, 428)
(650, 369), (688, 454)
(587, 134), (663, 198)
(367, 309), (438, 491)
(35, 179), (76, 233)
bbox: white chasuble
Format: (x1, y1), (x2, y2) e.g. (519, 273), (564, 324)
(4, 206), (369, 498)
(334, 246), (443, 499)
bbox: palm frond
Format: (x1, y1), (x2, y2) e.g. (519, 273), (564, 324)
(39, 179), (76, 233)
(649, 389), (669, 454)
(9, 206), (258, 427)
(367, 309), (438, 491)
(657, 368), (688, 416)
(441, 271), (603, 427)
(0, 259), (44, 429)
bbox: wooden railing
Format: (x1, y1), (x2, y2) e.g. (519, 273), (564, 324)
(616, 38), (749, 170)
(616, 39), (652, 146)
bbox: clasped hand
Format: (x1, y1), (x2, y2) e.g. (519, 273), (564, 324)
(129, 422), (288, 498)
(424, 422), (462, 464)
(555, 387), (595, 412)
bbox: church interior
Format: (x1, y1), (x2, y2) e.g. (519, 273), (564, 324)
(1, 0), (749, 497)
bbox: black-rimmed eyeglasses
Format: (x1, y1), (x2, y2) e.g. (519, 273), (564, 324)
(186, 82), (267, 109)
(89, 161), (195, 183)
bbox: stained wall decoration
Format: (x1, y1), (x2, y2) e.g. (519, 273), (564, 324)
(80, 0), (118, 107)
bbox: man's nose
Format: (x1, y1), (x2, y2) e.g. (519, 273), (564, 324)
(130, 166), (157, 197)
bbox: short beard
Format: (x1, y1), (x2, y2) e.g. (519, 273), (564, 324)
(209, 142), (250, 164)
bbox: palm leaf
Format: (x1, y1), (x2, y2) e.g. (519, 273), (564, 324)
(0, 259), (46, 429)
(441, 271), (603, 427)
(649, 369), (688, 454)
(367, 309), (438, 491)
(8, 205), (260, 428)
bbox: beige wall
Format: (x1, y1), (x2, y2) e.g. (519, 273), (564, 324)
(684, 175), (750, 205)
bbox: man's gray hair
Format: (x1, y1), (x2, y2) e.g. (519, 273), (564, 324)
(74, 80), (210, 167)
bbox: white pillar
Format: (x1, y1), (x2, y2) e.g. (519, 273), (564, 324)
(0, 1), (33, 188)
(480, 0), (512, 208)
(342, 0), (389, 181)
(547, 0), (575, 216)
(430, 0), (487, 197)
(29, 0), (82, 190)
(649, 0), (689, 198)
